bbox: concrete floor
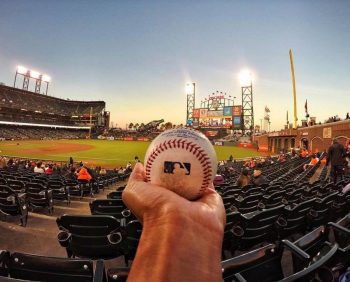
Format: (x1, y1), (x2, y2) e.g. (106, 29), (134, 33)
(0, 182), (127, 268)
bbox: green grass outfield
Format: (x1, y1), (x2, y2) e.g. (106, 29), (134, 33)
(0, 139), (263, 168)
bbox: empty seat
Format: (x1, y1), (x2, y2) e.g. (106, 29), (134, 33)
(48, 180), (70, 205)
(260, 190), (286, 209)
(26, 183), (53, 214)
(278, 198), (316, 239)
(56, 215), (124, 260)
(222, 240), (338, 282)
(0, 185), (28, 226)
(231, 193), (263, 214)
(230, 205), (284, 251)
(307, 192), (338, 228)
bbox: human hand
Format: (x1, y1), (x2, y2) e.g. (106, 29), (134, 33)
(122, 162), (225, 232)
(122, 162), (226, 282)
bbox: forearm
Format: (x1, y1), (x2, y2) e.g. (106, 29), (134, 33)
(128, 216), (223, 282)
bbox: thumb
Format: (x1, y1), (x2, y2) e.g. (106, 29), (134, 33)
(129, 162), (147, 182)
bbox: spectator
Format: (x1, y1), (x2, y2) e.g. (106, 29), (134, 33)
(100, 168), (107, 175)
(303, 154), (319, 170)
(77, 165), (92, 182)
(346, 112), (350, 120)
(236, 168), (250, 188)
(251, 164), (267, 187)
(45, 164), (53, 174)
(0, 157), (6, 169)
(34, 162), (44, 173)
(122, 163), (225, 282)
(326, 139), (346, 183)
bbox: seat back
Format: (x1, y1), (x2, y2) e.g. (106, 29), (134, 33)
(8, 252), (95, 282)
(263, 191), (285, 209)
(0, 185), (27, 226)
(237, 205), (284, 249)
(89, 199), (131, 221)
(222, 244), (284, 282)
(56, 215), (124, 259)
(281, 198), (316, 236)
(235, 193), (263, 214)
(6, 180), (26, 193)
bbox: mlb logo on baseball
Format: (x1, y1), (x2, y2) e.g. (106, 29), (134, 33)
(164, 161), (191, 175)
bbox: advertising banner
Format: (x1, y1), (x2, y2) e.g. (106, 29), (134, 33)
(199, 108), (208, 118)
(323, 127), (332, 139)
(233, 116), (241, 129)
(223, 106), (233, 117)
(207, 110), (224, 118)
(233, 106), (242, 116)
(205, 130), (218, 137)
(192, 109), (200, 118)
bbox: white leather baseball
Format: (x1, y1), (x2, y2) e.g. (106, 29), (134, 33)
(144, 128), (217, 200)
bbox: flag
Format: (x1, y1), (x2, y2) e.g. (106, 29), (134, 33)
(305, 99), (308, 113)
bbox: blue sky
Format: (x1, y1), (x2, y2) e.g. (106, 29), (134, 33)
(0, 0), (349, 129)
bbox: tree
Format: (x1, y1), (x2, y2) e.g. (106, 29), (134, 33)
(128, 123), (134, 130)
(164, 122), (173, 130)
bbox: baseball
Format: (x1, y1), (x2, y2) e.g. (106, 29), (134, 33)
(144, 128), (217, 200)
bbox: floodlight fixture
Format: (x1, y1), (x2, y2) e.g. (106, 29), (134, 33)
(30, 70), (41, 79)
(239, 69), (253, 87)
(17, 66), (28, 75)
(14, 65), (51, 95)
(185, 82), (195, 95)
(42, 74), (51, 82)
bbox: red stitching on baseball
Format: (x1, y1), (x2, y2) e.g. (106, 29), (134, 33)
(145, 138), (214, 194)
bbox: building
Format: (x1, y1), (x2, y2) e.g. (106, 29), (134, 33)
(253, 119), (350, 153)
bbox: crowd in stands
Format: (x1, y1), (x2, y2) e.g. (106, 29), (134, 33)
(324, 113), (350, 123)
(0, 85), (105, 117)
(0, 126), (88, 140)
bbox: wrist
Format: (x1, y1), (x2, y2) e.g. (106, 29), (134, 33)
(129, 210), (224, 282)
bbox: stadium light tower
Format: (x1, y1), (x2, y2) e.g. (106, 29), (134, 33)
(239, 69), (254, 133)
(14, 66), (51, 95)
(185, 82), (196, 126)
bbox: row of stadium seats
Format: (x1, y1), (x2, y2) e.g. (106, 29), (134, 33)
(1, 212), (350, 282)
(0, 169), (124, 226)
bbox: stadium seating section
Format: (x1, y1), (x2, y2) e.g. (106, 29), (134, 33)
(0, 155), (350, 281)
(0, 85), (106, 140)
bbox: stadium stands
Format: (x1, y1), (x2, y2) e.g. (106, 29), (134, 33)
(0, 154), (350, 281)
(0, 84), (108, 140)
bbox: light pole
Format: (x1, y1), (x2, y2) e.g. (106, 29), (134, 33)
(185, 82), (195, 125)
(239, 70), (254, 134)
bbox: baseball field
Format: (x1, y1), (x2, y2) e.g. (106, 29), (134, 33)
(0, 139), (263, 168)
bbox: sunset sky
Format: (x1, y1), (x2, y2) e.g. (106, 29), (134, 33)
(0, 0), (349, 130)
